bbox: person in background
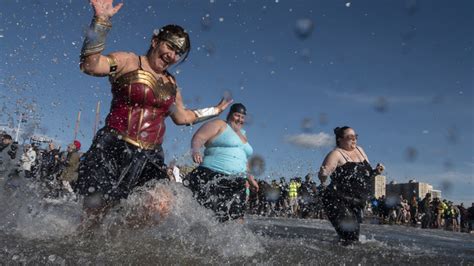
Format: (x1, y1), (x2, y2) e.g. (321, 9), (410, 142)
(41, 142), (60, 180)
(419, 193), (432, 229)
(20, 144), (36, 179)
(299, 173), (318, 219)
(451, 202), (460, 232)
(0, 133), (13, 153)
(278, 177), (288, 215)
(409, 195), (419, 226)
(58, 140), (82, 196)
(288, 178), (301, 217)
(467, 203), (474, 233)
(458, 203), (468, 232)
(0, 134), (17, 176)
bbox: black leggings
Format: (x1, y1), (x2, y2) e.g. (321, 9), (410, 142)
(322, 189), (365, 243)
(185, 166), (246, 222)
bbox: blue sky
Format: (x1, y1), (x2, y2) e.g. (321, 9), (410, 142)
(0, 0), (472, 203)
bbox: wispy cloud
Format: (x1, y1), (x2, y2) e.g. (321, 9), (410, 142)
(324, 90), (431, 105)
(464, 160), (474, 169)
(286, 132), (334, 149)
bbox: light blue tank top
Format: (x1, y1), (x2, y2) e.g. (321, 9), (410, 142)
(201, 124), (253, 175)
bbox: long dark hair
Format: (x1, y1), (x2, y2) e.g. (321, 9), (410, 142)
(334, 126), (351, 147)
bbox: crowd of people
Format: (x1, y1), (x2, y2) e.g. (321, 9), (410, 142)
(243, 175), (474, 235)
(0, 132), (82, 199)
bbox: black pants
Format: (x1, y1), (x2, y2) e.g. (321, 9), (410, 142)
(421, 212), (432, 228)
(185, 166), (246, 222)
(322, 188), (365, 243)
(73, 128), (168, 203)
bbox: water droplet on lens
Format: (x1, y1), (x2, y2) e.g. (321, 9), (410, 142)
(440, 180), (453, 195)
(374, 96), (388, 113)
(201, 15), (212, 30)
(405, 0), (420, 16)
(446, 126), (458, 144)
(443, 160), (454, 171)
(319, 113), (329, 125)
(249, 155), (265, 176)
(404, 147), (417, 162)
(295, 18), (314, 39)
(301, 118), (314, 133)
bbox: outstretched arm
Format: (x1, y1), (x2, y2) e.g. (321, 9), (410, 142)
(80, 0), (125, 76)
(170, 90), (232, 125)
(191, 120), (226, 164)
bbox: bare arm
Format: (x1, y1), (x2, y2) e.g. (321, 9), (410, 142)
(170, 90), (200, 125)
(80, 0), (124, 76)
(191, 120), (226, 164)
(247, 174), (259, 192)
(170, 91), (232, 125)
(318, 150), (341, 185)
(81, 52), (132, 77)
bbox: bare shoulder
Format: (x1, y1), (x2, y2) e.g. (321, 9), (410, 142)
(107, 52), (139, 76)
(357, 145), (368, 155)
(321, 148), (345, 166)
(327, 149), (342, 160)
(357, 145), (370, 160)
(207, 119), (227, 129)
(107, 51), (136, 62)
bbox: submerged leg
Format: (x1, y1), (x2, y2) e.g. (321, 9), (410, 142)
(324, 196), (361, 243)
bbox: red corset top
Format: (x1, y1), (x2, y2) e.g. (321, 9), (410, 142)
(105, 69), (177, 149)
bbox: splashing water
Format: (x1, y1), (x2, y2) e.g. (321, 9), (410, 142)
(0, 149), (472, 264)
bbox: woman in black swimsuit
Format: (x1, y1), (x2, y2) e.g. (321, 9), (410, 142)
(318, 126), (384, 244)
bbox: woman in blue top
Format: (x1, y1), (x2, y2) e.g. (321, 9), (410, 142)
(186, 103), (258, 222)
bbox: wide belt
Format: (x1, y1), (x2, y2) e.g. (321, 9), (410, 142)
(108, 128), (162, 150)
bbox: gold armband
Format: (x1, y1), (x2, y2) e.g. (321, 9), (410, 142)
(80, 16), (112, 58)
(105, 55), (118, 77)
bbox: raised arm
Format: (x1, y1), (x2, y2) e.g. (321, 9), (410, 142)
(191, 120), (226, 164)
(170, 91), (232, 125)
(80, 0), (125, 76)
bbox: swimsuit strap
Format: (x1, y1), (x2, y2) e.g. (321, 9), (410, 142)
(355, 146), (367, 162)
(138, 56), (144, 70)
(337, 149), (351, 162)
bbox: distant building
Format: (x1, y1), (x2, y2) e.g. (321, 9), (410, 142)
(386, 180), (439, 200)
(431, 189), (442, 199)
(372, 175), (386, 198)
